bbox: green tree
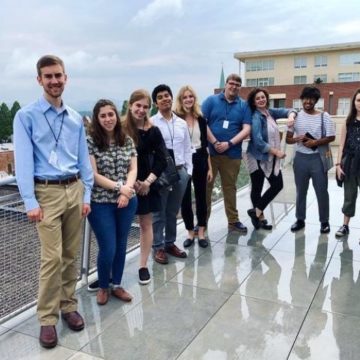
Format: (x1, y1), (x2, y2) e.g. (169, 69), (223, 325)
(150, 103), (158, 116)
(11, 101), (21, 119)
(10, 101), (21, 140)
(121, 100), (128, 116)
(0, 103), (12, 142)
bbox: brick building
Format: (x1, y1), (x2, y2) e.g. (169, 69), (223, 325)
(225, 42), (360, 114)
(237, 82), (360, 115)
(0, 144), (14, 177)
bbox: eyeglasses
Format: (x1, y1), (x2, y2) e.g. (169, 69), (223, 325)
(227, 81), (241, 87)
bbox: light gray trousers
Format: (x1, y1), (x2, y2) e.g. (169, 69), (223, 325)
(293, 152), (329, 223)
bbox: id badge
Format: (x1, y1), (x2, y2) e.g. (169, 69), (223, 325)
(223, 120), (229, 129)
(48, 150), (58, 167)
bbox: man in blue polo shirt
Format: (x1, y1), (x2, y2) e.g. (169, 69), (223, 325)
(202, 74), (251, 232)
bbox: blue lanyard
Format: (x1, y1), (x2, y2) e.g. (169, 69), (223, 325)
(44, 111), (65, 148)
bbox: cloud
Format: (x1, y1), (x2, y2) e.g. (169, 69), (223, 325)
(131, 0), (184, 26)
(4, 49), (39, 77)
(130, 53), (189, 67)
(333, 20), (360, 36)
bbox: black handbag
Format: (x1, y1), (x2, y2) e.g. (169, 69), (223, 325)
(150, 147), (180, 191)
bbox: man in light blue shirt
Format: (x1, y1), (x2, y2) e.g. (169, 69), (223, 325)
(13, 55), (93, 348)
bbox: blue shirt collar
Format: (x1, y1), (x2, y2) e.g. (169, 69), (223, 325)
(38, 95), (68, 115)
(219, 91), (239, 104)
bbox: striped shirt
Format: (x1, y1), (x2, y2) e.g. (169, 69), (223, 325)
(289, 110), (335, 154)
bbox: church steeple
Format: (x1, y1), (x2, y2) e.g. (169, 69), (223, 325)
(219, 65), (225, 89)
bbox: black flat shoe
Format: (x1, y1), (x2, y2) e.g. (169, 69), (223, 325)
(320, 222), (330, 234)
(291, 220), (305, 232)
(260, 221), (273, 230)
(198, 238), (209, 248)
(247, 209), (261, 230)
(183, 238), (195, 248)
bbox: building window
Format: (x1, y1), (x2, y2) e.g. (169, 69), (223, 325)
(258, 77), (274, 86)
(246, 59), (274, 72)
(246, 78), (274, 87)
(293, 99), (302, 111)
(313, 74), (327, 83)
(316, 98), (324, 111)
(314, 55), (327, 67)
(340, 53), (360, 65)
(246, 79), (257, 87)
(294, 57), (307, 68)
(338, 72), (360, 82)
(293, 98), (324, 111)
(294, 75), (307, 84)
(337, 98), (351, 115)
(269, 99), (285, 108)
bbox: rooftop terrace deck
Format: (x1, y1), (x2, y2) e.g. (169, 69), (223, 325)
(1, 166), (360, 359)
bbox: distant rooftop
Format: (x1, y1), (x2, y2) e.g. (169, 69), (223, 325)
(234, 41), (360, 60)
(0, 143), (13, 152)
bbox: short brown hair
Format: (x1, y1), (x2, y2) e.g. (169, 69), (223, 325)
(36, 55), (65, 76)
(226, 73), (242, 85)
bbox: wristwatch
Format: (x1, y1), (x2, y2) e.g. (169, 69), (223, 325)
(228, 140), (234, 147)
(114, 181), (123, 193)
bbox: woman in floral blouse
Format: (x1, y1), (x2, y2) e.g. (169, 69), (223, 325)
(87, 99), (137, 305)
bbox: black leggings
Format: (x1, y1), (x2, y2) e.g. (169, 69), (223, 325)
(181, 152), (208, 230)
(250, 161), (283, 212)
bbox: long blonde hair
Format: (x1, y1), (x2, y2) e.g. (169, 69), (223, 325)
(123, 89), (152, 146)
(174, 85), (202, 118)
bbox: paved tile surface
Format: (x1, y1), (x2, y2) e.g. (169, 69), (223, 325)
(1, 172), (360, 359)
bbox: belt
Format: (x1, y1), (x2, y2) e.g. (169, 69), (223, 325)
(175, 165), (184, 170)
(34, 175), (79, 185)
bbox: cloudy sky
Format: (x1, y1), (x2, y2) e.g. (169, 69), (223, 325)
(1, 0), (360, 110)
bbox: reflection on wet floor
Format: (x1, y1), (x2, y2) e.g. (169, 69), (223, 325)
(1, 172), (360, 360)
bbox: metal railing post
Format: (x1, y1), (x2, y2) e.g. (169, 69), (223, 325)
(80, 218), (91, 285)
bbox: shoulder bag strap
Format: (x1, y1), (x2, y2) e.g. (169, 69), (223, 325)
(320, 112), (325, 138)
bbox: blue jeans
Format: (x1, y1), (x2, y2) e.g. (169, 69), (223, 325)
(88, 198), (137, 288)
(152, 167), (189, 250)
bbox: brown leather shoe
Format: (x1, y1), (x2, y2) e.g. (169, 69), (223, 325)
(97, 288), (109, 305)
(39, 325), (57, 348)
(154, 248), (169, 264)
(61, 311), (85, 331)
(111, 287), (133, 302)
(165, 244), (187, 258)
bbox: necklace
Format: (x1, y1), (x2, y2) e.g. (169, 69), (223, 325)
(186, 115), (195, 141)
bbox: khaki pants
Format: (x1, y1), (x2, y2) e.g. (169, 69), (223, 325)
(206, 155), (241, 224)
(35, 180), (84, 326)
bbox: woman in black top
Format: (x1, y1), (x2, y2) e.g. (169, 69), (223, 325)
(335, 89), (360, 238)
(124, 89), (167, 284)
(175, 85), (212, 248)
